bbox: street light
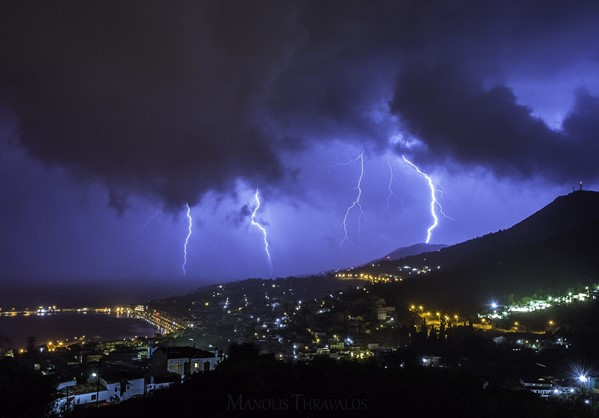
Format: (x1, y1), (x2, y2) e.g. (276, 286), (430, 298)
(572, 365), (593, 396)
(577, 373), (593, 407)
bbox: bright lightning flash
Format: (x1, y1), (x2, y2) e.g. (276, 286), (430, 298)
(251, 189), (273, 274)
(182, 203), (192, 276)
(402, 155), (439, 244)
(340, 152), (365, 246)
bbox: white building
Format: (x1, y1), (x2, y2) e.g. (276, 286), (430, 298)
(149, 346), (220, 379)
(52, 383), (109, 414)
(101, 372), (145, 402)
(145, 374), (179, 394)
(519, 377), (554, 397)
(52, 372), (145, 414)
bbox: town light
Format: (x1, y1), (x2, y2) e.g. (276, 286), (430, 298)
(572, 364), (593, 391)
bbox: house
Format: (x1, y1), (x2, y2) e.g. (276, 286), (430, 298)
(420, 355), (443, 367)
(100, 371), (145, 402)
(52, 371), (145, 414)
(376, 306), (396, 321)
(149, 346), (220, 378)
(519, 377), (554, 397)
(105, 346), (142, 363)
(145, 374), (180, 394)
(52, 382), (109, 414)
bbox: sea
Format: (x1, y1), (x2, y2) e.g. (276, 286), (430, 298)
(0, 313), (158, 348)
(0, 278), (206, 348)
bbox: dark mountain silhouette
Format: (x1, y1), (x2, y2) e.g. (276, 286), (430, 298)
(379, 243), (447, 261)
(364, 191), (599, 311)
(399, 190), (599, 268)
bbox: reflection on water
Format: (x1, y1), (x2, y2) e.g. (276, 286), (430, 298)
(0, 313), (158, 348)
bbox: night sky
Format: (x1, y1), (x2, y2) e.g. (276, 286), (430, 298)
(1, 1), (599, 289)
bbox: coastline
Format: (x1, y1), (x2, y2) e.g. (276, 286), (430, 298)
(0, 311), (159, 349)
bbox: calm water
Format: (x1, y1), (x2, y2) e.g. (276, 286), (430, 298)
(0, 313), (158, 348)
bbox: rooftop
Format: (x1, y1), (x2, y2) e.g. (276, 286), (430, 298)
(157, 346), (215, 359)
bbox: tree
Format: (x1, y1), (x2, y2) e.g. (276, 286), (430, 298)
(0, 357), (56, 418)
(26, 336), (37, 353)
(0, 334), (12, 356)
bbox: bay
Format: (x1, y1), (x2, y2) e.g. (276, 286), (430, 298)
(0, 313), (158, 348)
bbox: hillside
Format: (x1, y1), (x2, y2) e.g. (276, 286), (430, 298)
(148, 275), (358, 313)
(394, 190), (599, 268)
(364, 191), (599, 311)
(379, 243), (447, 261)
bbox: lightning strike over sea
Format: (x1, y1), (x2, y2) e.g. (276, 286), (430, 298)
(251, 189), (273, 275)
(182, 203), (192, 276)
(340, 151), (365, 246)
(402, 155), (440, 244)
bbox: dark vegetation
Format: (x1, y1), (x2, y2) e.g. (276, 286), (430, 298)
(63, 343), (592, 418)
(0, 356), (56, 418)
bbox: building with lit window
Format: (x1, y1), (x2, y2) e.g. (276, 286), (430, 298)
(149, 346), (220, 379)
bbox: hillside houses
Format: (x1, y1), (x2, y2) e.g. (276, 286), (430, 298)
(52, 345), (221, 415)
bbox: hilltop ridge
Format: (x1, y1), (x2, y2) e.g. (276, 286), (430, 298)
(361, 191), (599, 310)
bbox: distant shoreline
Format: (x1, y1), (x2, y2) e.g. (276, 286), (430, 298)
(0, 311), (158, 349)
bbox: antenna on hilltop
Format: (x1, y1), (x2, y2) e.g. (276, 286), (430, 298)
(580, 181), (583, 191)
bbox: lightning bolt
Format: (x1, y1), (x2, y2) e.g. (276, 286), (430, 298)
(140, 210), (163, 230)
(182, 203), (192, 276)
(251, 189), (273, 274)
(386, 155), (402, 210)
(340, 152), (365, 246)
(437, 202), (455, 221)
(402, 155), (439, 244)
(433, 184), (455, 221)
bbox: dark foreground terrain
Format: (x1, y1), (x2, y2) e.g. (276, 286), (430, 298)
(3, 343), (593, 418)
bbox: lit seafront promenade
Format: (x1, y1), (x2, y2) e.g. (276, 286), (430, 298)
(0, 305), (186, 345)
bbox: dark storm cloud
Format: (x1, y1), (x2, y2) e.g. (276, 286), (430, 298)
(0, 0), (398, 212)
(0, 1), (303, 210)
(228, 204), (253, 228)
(108, 189), (129, 216)
(2, 0), (599, 212)
(385, 0), (599, 181)
(390, 65), (599, 180)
